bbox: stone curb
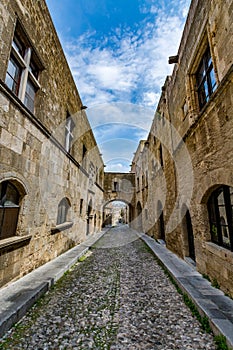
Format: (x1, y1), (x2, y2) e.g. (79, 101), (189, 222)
(139, 233), (233, 349)
(0, 230), (107, 338)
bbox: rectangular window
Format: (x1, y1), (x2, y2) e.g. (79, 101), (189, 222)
(5, 26), (41, 113)
(208, 186), (233, 251)
(12, 35), (25, 56)
(24, 78), (36, 112)
(113, 181), (119, 191)
(196, 47), (217, 109)
(65, 114), (75, 153)
(5, 56), (22, 95)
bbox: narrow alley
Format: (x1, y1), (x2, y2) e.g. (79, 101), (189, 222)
(0, 226), (216, 350)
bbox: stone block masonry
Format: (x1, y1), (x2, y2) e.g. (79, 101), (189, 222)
(0, 0), (104, 287)
(132, 0), (233, 297)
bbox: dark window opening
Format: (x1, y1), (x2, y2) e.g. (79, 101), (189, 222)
(113, 181), (119, 191)
(82, 144), (87, 159)
(29, 58), (39, 78)
(208, 186), (233, 251)
(5, 56), (22, 95)
(0, 181), (20, 240)
(80, 199), (83, 215)
(12, 34), (26, 57)
(142, 175), (145, 188)
(159, 143), (163, 167)
(196, 47), (217, 109)
(158, 201), (165, 241)
(82, 144), (88, 168)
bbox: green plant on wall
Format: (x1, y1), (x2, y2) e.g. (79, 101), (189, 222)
(211, 224), (217, 237)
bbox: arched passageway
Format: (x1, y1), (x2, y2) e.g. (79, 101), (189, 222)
(103, 172), (135, 228)
(102, 200), (132, 228)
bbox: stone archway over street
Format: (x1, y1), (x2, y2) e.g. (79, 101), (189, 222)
(103, 172), (136, 227)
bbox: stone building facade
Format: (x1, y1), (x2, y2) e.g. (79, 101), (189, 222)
(0, 0), (104, 287)
(132, 0), (233, 297)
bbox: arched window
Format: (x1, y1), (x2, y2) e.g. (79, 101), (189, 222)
(57, 198), (70, 225)
(0, 181), (20, 239)
(208, 186), (233, 251)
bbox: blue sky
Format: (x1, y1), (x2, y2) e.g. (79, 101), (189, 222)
(46, 0), (191, 172)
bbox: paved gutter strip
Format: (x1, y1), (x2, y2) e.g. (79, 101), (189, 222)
(0, 230), (106, 338)
(140, 233), (233, 349)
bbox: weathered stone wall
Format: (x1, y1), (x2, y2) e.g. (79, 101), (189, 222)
(104, 172), (135, 205)
(0, 0), (104, 286)
(166, 0), (233, 295)
(132, 0), (233, 297)
(131, 141), (146, 231)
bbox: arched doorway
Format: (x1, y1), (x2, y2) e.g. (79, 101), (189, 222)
(181, 205), (195, 261)
(157, 201), (165, 241)
(136, 201), (142, 232)
(86, 199), (93, 235)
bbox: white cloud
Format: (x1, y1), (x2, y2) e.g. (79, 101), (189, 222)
(87, 102), (154, 131)
(62, 3), (190, 110)
(58, 0), (191, 171)
(143, 92), (161, 106)
(106, 162), (130, 173)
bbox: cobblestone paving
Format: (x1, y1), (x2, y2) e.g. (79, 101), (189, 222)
(0, 226), (216, 349)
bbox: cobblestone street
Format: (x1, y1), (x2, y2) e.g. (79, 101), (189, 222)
(0, 226), (216, 349)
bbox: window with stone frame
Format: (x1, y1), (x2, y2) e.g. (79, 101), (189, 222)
(5, 23), (41, 113)
(0, 181), (20, 240)
(208, 186), (233, 251)
(196, 46), (217, 109)
(57, 198), (70, 225)
(65, 113), (75, 153)
(113, 181), (119, 192)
